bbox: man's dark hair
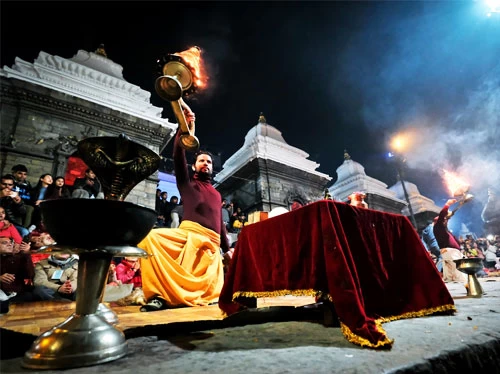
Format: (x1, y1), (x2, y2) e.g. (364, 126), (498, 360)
(11, 164), (28, 173)
(1, 174), (15, 182)
(194, 150), (213, 162)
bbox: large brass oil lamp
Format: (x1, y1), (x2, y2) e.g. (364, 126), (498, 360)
(22, 134), (160, 369)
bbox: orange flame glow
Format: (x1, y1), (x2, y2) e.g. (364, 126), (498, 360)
(175, 46), (208, 89)
(442, 169), (470, 197)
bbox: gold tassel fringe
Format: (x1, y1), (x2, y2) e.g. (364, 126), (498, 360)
(232, 289), (318, 299)
(226, 289), (456, 349)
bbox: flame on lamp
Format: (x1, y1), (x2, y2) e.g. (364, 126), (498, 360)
(174, 46), (208, 90)
(442, 169), (470, 197)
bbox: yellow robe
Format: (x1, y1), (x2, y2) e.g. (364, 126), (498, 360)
(138, 220), (224, 307)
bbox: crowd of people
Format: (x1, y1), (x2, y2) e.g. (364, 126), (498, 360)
(0, 165), (108, 310)
(2, 103), (499, 315)
(154, 190), (181, 228)
(0, 165), (102, 238)
(420, 198), (500, 283)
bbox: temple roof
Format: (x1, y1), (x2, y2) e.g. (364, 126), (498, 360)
(0, 48), (175, 129)
(244, 113), (287, 144)
(329, 151), (402, 202)
(388, 180), (441, 215)
(214, 114), (331, 184)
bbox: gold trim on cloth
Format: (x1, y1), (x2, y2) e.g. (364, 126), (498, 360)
(227, 290), (456, 349)
(232, 289), (318, 299)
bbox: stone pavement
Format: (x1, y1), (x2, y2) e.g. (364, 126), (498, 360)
(1, 278), (499, 374)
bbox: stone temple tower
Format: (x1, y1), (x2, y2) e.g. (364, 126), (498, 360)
(328, 150), (407, 214)
(214, 113), (331, 213)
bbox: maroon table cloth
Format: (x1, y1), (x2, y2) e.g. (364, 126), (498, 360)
(219, 200), (455, 349)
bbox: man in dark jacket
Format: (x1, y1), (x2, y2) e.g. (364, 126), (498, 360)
(11, 165), (32, 204)
(72, 169), (101, 198)
(0, 174), (28, 237)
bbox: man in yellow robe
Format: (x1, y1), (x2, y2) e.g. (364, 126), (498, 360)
(139, 101), (231, 311)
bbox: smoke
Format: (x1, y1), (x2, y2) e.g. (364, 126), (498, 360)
(334, 2), (500, 205)
(175, 9), (236, 103)
(404, 66), (500, 201)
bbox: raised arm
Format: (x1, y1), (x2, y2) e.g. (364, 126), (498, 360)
(437, 198), (456, 222)
(173, 100), (196, 186)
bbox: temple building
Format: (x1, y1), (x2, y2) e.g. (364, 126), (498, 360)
(214, 114), (332, 213)
(388, 180), (441, 231)
(0, 46), (176, 208)
(328, 151), (441, 230)
(328, 151), (407, 214)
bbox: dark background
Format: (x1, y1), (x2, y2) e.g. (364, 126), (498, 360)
(1, 1), (499, 235)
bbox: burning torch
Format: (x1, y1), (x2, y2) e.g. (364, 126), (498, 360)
(442, 169), (474, 217)
(155, 46), (207, 152)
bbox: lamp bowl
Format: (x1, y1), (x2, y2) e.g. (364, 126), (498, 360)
(454, 257), (483, 275)
(40, 199), (156, 249)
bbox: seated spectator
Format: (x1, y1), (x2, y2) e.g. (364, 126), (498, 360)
(228, 206), (243, 233)
(170, 200), (183, 228)
(0, 174), (28, 237)
(72, 169), (102, 199)
(115, 257), (142, 289)
(11, 164), (34, 229)
(29, 173), (54, 230)
(0, 207), (23, 245)
(102, 261), (135, 303)
(485, 239), (499, 270)
(45, 176), (71, 200)
(107, 261), (119, 286)
(103, 259), (147, 306)
(0, 237), (40, 303)
(33, 253), (78, 301)
(232, 213), (248, 233)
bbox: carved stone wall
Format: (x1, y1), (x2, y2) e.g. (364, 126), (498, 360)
(0, 77), (173, 209)
(216, 158), (329, 214)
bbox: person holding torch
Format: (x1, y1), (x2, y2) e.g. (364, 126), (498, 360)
(138, 100), (231, 312)
(433, 199), (467, 284)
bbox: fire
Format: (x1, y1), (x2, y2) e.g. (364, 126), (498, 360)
(174, 46), (208, 89)
(442, 169), (470, 197)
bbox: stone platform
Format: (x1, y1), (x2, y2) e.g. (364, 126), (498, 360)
(1, 278), (499, 373)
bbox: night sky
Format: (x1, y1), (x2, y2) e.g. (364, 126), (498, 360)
(1, 1), (499, 235)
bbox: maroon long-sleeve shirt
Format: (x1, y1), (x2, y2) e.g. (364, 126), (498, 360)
(173, 131), (230, 253)
(433, 204), (460, 250)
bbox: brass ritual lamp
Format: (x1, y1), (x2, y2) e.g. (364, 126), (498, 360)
(155, 46), (205, 152)
(22, 134), (160, 370)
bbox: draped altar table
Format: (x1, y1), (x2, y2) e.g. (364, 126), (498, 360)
(219, 200), (456, 349)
